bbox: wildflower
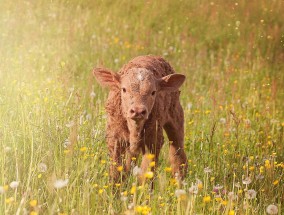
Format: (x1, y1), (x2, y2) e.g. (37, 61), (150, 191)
(135, 205), (151, 214)
(272, 180), (279, 185)
(130, 185), (136, 194)
(245, 189), (257, 199)
(133, 166), (142, 176)
(242, 177), (252, 185)
(54, 179), (69, 189)
(63, 139), (71, 148)
(265, 160), (271, 169)
(266, 204), (278, 214)
(149, 161), (155, 167)
(175, 189), (186, 198)
(228, 210), (235, 215)
(146, 154), (155, 160)
(144, 171), (154, 179)
(0, 186), (6, 194)
(228, 192), (237, 201)
(100, 160), (106, 164)
(204, 167), (212, 173)
(115, 183), (121, 187)
(117, 166), (123, 172)
(38, 163), (47, 172)
(219, 118), (226, 124)
(10, 181), (19, 189)
(4, 146), (12, 152)
(214, 184), (223, 190)
(29, 200), (37, 207)
(164, 167), (172, 172)
(98, 189), (104, 194)
(90, 91), (96, 98)
(80, 147), (87, 152)
(5, 197), (14, 204)
(203, 196), (211, 203)
(30, 212), (38, 215)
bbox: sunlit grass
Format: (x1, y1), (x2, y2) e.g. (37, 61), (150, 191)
(0, 0), (283, 214)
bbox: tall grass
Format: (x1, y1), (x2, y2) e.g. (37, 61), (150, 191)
(0, 0), (283, 214)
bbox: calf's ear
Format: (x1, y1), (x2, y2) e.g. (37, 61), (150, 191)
(158, 74), (186, 91)
(93, 68), (120, 88)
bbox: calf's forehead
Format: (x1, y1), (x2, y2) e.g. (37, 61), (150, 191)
(121, 68), (156, 90)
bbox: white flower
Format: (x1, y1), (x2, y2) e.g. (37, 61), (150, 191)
(133, 166), (142, 176)
(188, 184), (198, 195)
(63, 139), (71, 148)
(175, 189), (186, 198)
(204, 167), (212, 173)
(4, 146), (12, 152)
(0, 186), (5, 194)
(242, 177), (252, 185)
(187, 102), (193, 110)
(266, 204), (278, 214)
(38, 163), (47, 172)
(90, 91), (96, 98)
(54, 179), (69, 189)
(10, 181), (19, 189)
(219, 118), (226, 124)
(214, 184), (224, 190)
(245, 189), (257, 199)
(228, 192), (237, 201)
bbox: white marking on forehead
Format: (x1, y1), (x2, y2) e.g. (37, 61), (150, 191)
(137, 72), (145, 81)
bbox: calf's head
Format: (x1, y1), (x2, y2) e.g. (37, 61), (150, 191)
(93, 67), (185, 131)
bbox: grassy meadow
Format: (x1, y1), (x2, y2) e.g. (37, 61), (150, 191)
(0, 0), (284, 214)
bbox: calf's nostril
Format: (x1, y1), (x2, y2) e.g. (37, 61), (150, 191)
(130, 109), (135, 114)
(141, 110), (147, 115)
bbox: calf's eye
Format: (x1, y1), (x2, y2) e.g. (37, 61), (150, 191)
(151, 91), (156, 96)
(122, 88), (126, 93)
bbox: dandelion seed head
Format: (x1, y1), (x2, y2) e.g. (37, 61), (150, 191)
(54, 179), (69, 189)
(38, 163), (47, 172)
(10, 181), (19, 189)
(266, 204), (278, 214)
(245, 189), (257, 199)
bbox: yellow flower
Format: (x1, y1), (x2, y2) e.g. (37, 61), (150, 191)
(203, 196), (211, 203)
(249, 166), (255, 171)
(80, 147), (87, 152)
(198, 183), (203, 190)
(265, 160), (271, 169)
(149, 161), (155, 167)
(215, 197), (222, 202)
(131, 157), (136, 161)
(135, 205), (151, 215)
(100, 160), (106, 164)
(229, 210), (235, 215)
(30, 212), (38, 215)
(144, 171), (154, 179)
(5, 197), (14, 204)
(117, 166), (123, 172)
(98, 189), (104, 194)
(273, 180), (279, 185)
(260, 166), (264, 173)
(3, 185), (8, 191)
(164, 167), (172, 172)
(38, 174), (42, 179)
(130, 186), (136, 194)
(115, 183), (121, 187)
(29, 200), (37, 207)
(221, 200), (227, 205)
(146, 154), (155, 160)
